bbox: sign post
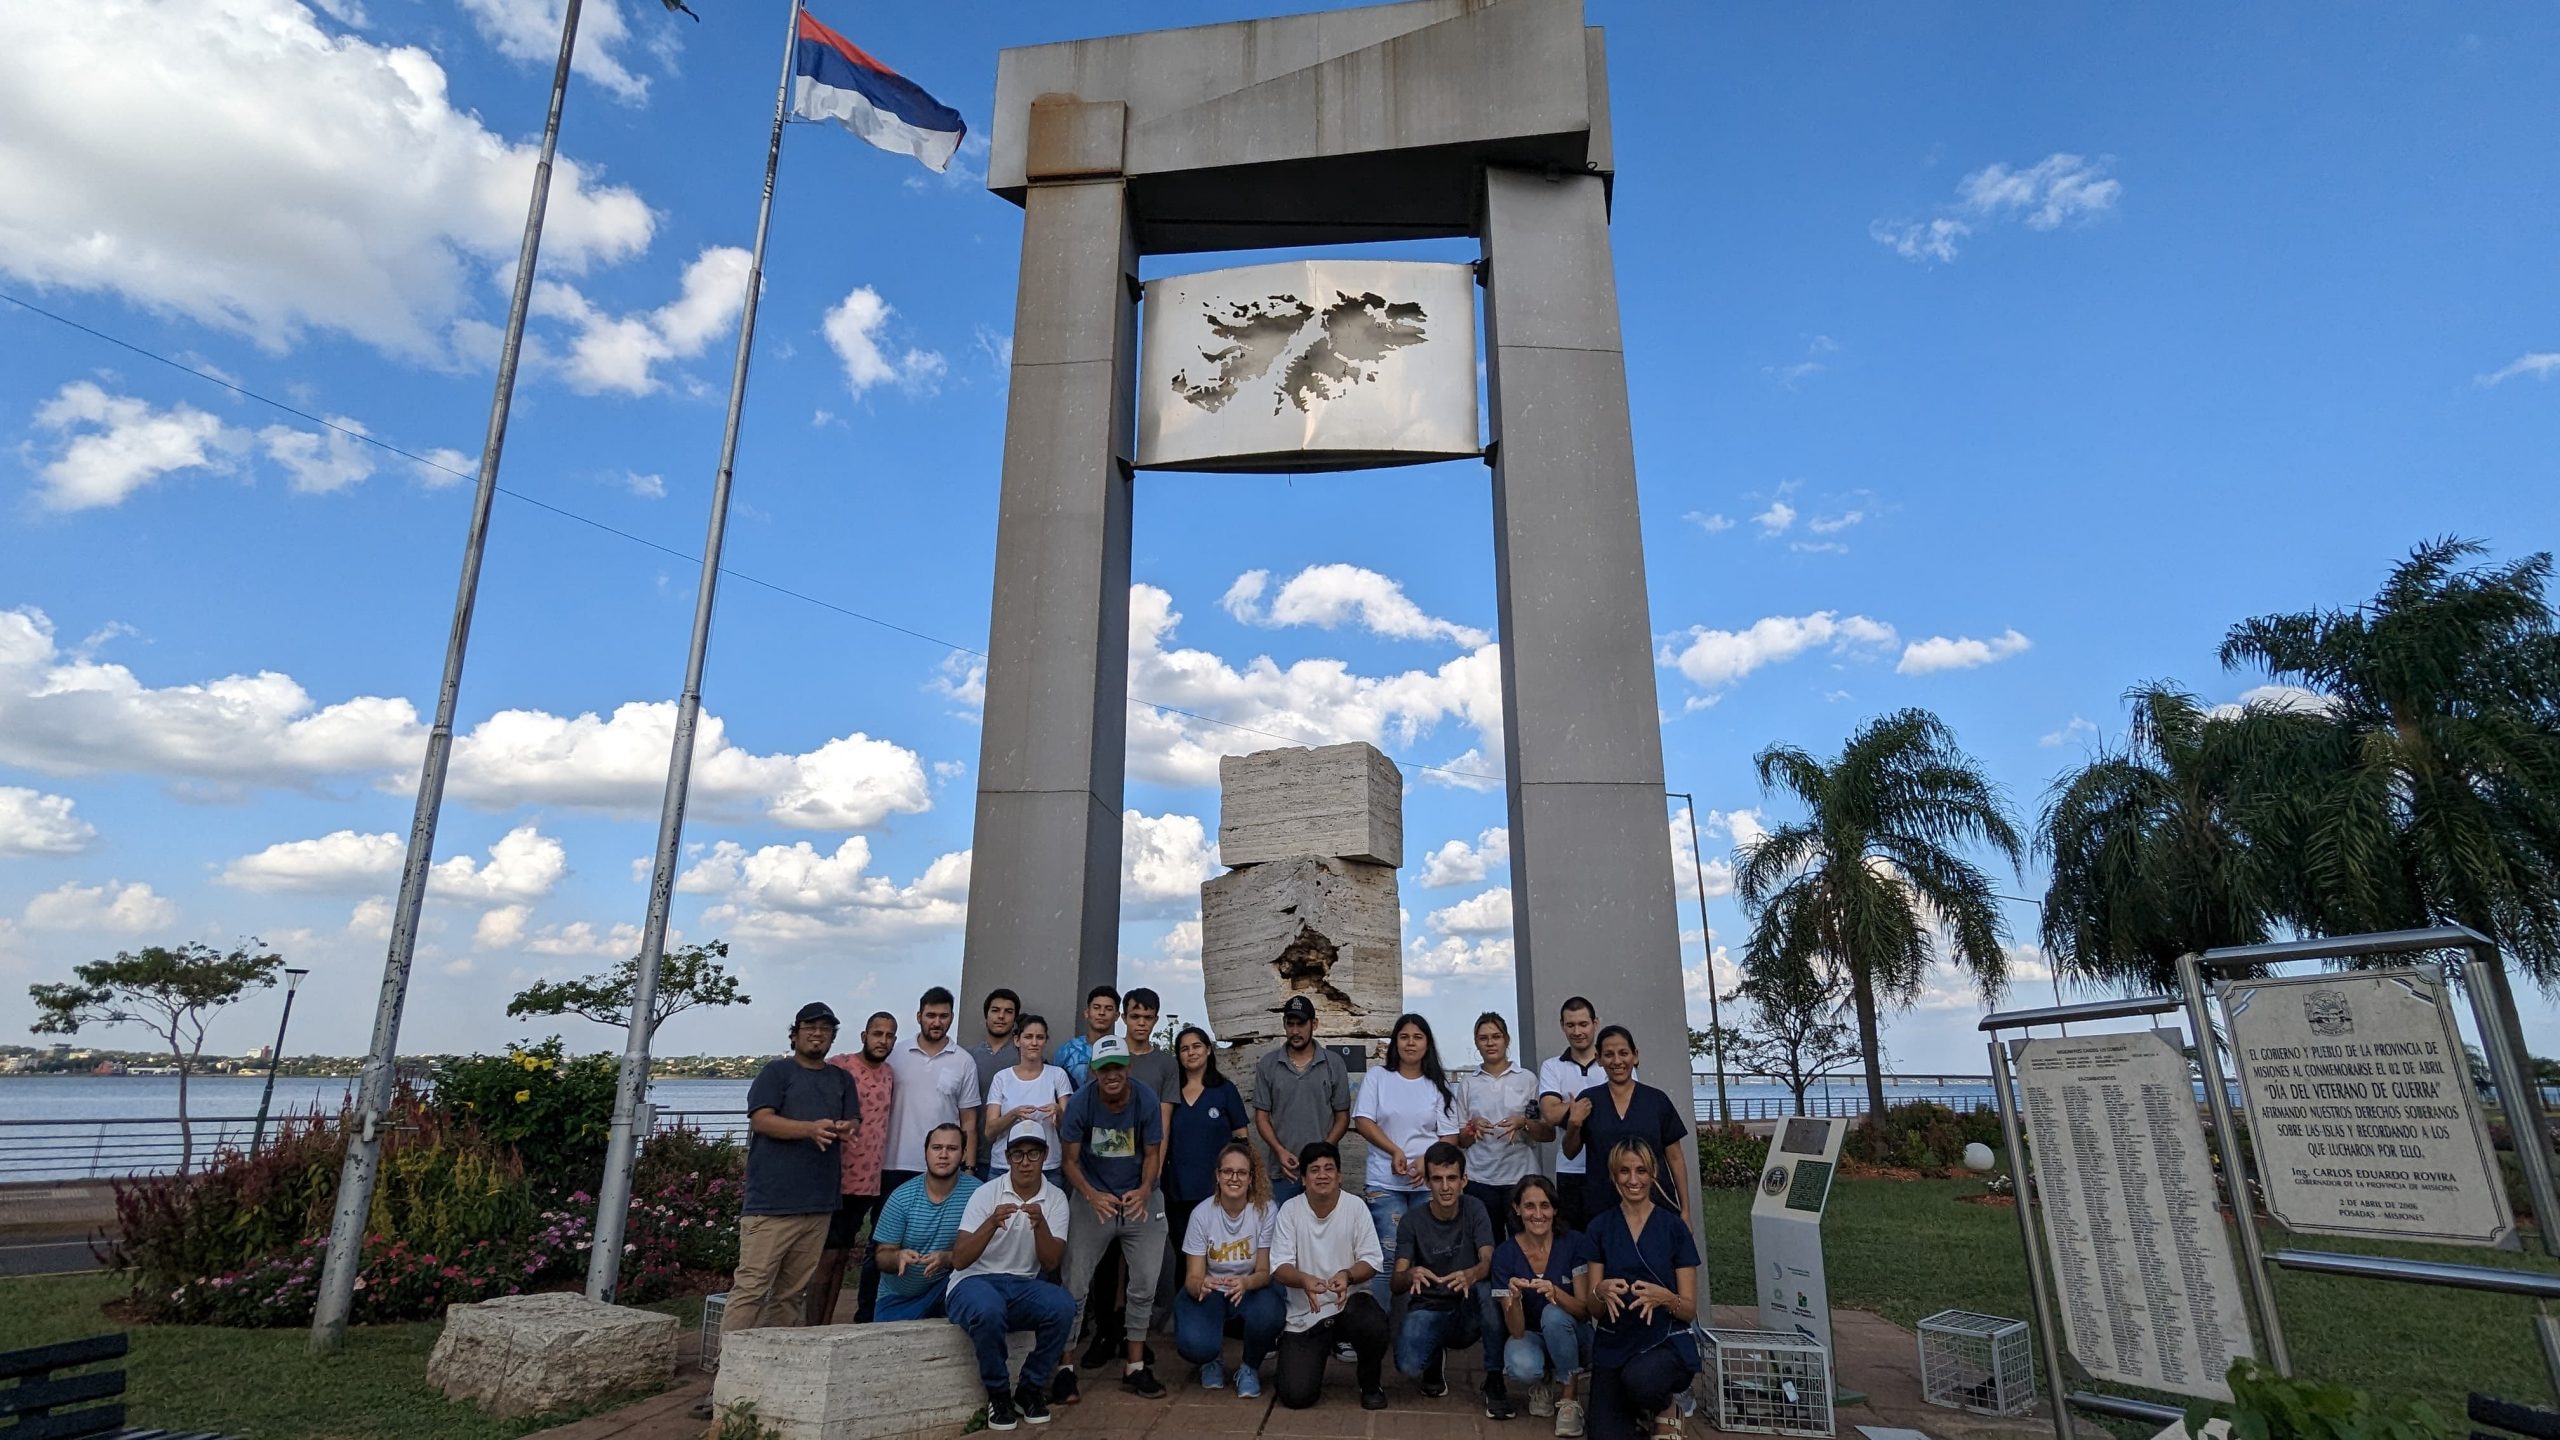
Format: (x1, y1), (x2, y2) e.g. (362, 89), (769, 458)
(1752, 1115), (1848, 1390)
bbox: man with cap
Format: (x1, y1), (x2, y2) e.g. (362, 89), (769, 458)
(727, 1001), (861, 1334)
(1056, 1034), (1170, 1401)
(1252, 996), (1351, 1205)
(947, 1122), (1076, 1430)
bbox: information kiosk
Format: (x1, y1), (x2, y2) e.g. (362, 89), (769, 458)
(1752, 1116), (1847, 1353)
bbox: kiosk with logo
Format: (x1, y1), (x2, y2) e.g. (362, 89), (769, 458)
(1752, 1117), (1847, 1357)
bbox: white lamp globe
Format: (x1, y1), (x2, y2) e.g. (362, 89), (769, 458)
(1961, 1142), (1996, 1173)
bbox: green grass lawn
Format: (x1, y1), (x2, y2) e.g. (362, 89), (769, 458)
(0, 1272), (700, 1440)
(1705, 1178), (2560, 1428)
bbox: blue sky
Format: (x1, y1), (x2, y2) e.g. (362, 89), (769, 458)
(0, 0), (2553, 1077)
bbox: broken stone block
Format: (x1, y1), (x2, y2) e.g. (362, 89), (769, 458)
(1218, 743), (1403, 868)
(426, 1292), (678, 1419)
(1203, 854), (1401, 1044)
(711, 1321), (1033, 1439)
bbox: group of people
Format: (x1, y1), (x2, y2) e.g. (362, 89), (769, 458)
(718, 984), (1702, 1440)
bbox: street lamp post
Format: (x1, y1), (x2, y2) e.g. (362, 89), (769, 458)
(1669, 791), (1731, 1125)
(251, 968), (312, 1156)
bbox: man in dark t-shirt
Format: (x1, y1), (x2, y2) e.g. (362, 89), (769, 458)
(727, 1001), (860, 1335)
(1390, 1142), (1513, 1419)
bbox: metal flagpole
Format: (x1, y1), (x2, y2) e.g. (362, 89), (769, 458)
(310, 0), (587, 1355)
(1673, 792), (1730, 1125)
(587, 0), (804, 1303)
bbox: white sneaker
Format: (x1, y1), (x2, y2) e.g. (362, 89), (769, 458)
(1554, 1396), (1586, 1437)
(1528, 1381), (1556, 1418)
(1333, 1341), (1358, 1363)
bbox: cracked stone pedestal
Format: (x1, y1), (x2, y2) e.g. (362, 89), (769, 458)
(1217, 743), (1403, 868)
(426, 1292), (678, 1420)
(710, 1322), (1033, 1439)
(1202, 855), (1400, 1046)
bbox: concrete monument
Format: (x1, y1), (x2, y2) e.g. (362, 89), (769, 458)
(958, 0), (1695, 1216)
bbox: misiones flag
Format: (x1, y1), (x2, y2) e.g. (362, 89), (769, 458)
(790, 9), (967, 172)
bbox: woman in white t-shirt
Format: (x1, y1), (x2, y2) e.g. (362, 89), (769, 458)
(1350, 1012), (1462, 1306)
(1174, 1140), (1283, 1398)
(1458, 1010), (1548, 1237)
(983, 1014), (1073, 1185)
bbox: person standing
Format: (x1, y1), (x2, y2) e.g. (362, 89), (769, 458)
(1538, 996), (1612, 1231)
(983, 1013), (1072, 1185)
(813, 1010), (897, 1324)
(1585, 1141), (1700, 1440)
(1459, 1010), (1546, 1239)
(946, 1124), (1076, 1430)
(727, 1002), (860, 1335)
(1351, 1012), (1462, 1308)
(1173, 1140), (1283, 1398)
(869, 1123), (981, 1321)
(883, 986), (984, 1196)
(1251, 995), (1351, 1204)
(1390, 1142), (1514, 1419)
(1493, 1174), (1593, 1436)
(1559, 1026), (1688, 1216)
(1055, 984), (1118, 1088)
(1056, 1035), (1170, 1402)
(1119, 987), (1178, 1100)
(1156, 1025), (1247, 1329)
(1269, 1141), (1389, 1412)
(967, 989), (1021, 1179)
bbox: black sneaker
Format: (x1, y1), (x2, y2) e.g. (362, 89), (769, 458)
(1049, 1367), (1081, 1406)
(984, 1388), (1021, 1431)
(1121, 1365), (1168, 1399)
(1418, 1349), (1448, 1399)
(1482, 1374), (1516, 1420)
(1079, 1331), (1117, 1370)
(1015, 1380), (1052, 1426)
(1361, 1387), (1389, 1410)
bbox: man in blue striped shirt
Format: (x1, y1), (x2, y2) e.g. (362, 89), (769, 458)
(868, 1122), (981, 1321)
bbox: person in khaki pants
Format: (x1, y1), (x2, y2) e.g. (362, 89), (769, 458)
(726, 1002), (861, 1334)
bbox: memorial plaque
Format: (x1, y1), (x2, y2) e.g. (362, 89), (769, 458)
(1135, 259), (1481, 472)
(2223, 966), (2513, 1248)
(2015, 1031), (2253, 1402)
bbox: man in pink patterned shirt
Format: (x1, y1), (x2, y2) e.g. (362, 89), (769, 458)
(812, 1010), (898, 1323)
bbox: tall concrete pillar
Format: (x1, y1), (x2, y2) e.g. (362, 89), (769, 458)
(960, 165), (1137, 1022)
(1482, 167), (1702, 1228)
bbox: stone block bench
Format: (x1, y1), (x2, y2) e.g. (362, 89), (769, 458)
(427, 1293), (679, 1419)
(711, 1322), (1035, 1440)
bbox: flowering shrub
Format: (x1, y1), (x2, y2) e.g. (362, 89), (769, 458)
(1844, 1101), (2004, 1174)
(429, 1039), (619, 1194)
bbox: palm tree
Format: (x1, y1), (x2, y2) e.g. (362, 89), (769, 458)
(2037, 683), (2301, 991)
(2220, 538), (2560, 978)
(1736, 708), (2026, 1121)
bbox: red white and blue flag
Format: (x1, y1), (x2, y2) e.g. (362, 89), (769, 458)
(790, 9), (967, 173)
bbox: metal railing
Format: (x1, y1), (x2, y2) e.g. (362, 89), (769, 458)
(0, 1115), (273, 1183)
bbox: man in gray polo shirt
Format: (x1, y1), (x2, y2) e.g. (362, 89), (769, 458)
(1252, 995), (1351, 1204)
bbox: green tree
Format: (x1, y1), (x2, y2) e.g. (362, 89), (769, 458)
(2037, 683), (2302, 991)
(2220, 538), (2560, 976)
(1736, 708), (2026, 1121)
(505, 940), (747, 1040)
(1692, 965), (1864, 1112)
(29, 940), (284, 1174)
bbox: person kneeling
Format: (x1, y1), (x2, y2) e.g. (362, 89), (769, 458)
(1392, 1141), (1515, 1419)
(1269, 1141), (1391, 1411)
(1586, 1140), (1700, 1440)
(1494, 1174), (1593, 1438)
(945, 1126), (1076, 1431)
(1175, 1140), (1285, 1397)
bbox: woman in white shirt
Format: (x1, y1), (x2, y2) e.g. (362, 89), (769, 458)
(1174, 1140), (1283, 1398)
(1350, 1011), (1462, 1307)
(1458, 1010), (1548, 1238)
(982, 1014), (1073, 1185)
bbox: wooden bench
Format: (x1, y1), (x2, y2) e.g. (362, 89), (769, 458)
(2472, 1392), (2560, 1440)
(0, 1334), (233, 1440)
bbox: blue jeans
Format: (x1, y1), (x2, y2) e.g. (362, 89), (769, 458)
(1172, 1283), (1285, 1370)
(1394, 1281), (1503, 1377)
(946, 1273), (1076, 1395)
(1365, 1189), (1423, 1308)
(1270, 1176), (1304, 1207)
(1504, 1303), (1586, 1386)
(874, 1281), (948, 1322)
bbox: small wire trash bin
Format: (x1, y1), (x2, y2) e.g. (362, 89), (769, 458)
(1916, 1309), (2034, 1416)
(700, 1292), (728, 1372)
(1701, 1327), (1834, 1437)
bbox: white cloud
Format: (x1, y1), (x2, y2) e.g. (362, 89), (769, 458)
(822, 286), (947, 397)
(677, 836), (969, 947)
(2477, 353), (2559, 387)
(1869, 218), (1971, 264)
(455, 0), (664, 104)
(1752, 501), (1798, 535)
(349, 896), (393, 940)
(536, 245), (750, 395)
(1427, 886), (1512, 935)
(0, 0), (655, 358)
(219, 824), (565, 904)
(2039, 715), (2098, 748)
(1896, 628), (2031, 675)
(1657, 611), (1898, 695)
(1123, 811), (1216, 913)
(1414, 747), (1503, 793)
(1670, 804), (1751, 902)
(2210, 684), (2339, 720)
(29, 383), (250, 511)
(0, 787), (96, 856)
(523, 919), (646, 957)
(23, 879), (176, 933)
(617, 471), (667, 499)
(1875, 153), (2119, 264)
(930, 654), (987, 712)
(410, 447), (475, 489)
(1123, 584), (1505, 789)
(1418, 827), (1509, 888)
(1807, 510), (1864, 535)
(1222, 565), (1491, 648)
(1405, 933), (1514, 985)
(473, 903), (529, 950)
(259, 419), (376, 494)
(1685, 512), (1735, 534)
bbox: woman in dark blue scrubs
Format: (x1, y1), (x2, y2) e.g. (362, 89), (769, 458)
(1157, 1024), (1248, 1327)
(1560, 1025), (1688, 1215)
(1585, 1139), (1701, 1440)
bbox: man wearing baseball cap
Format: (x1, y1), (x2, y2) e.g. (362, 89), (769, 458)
(1056, 1034), (1170, 1401)
(947, 1123), (1075, 1429)
(1252, 996), (1351, 1204)
(727, 1002), (861, 1334)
